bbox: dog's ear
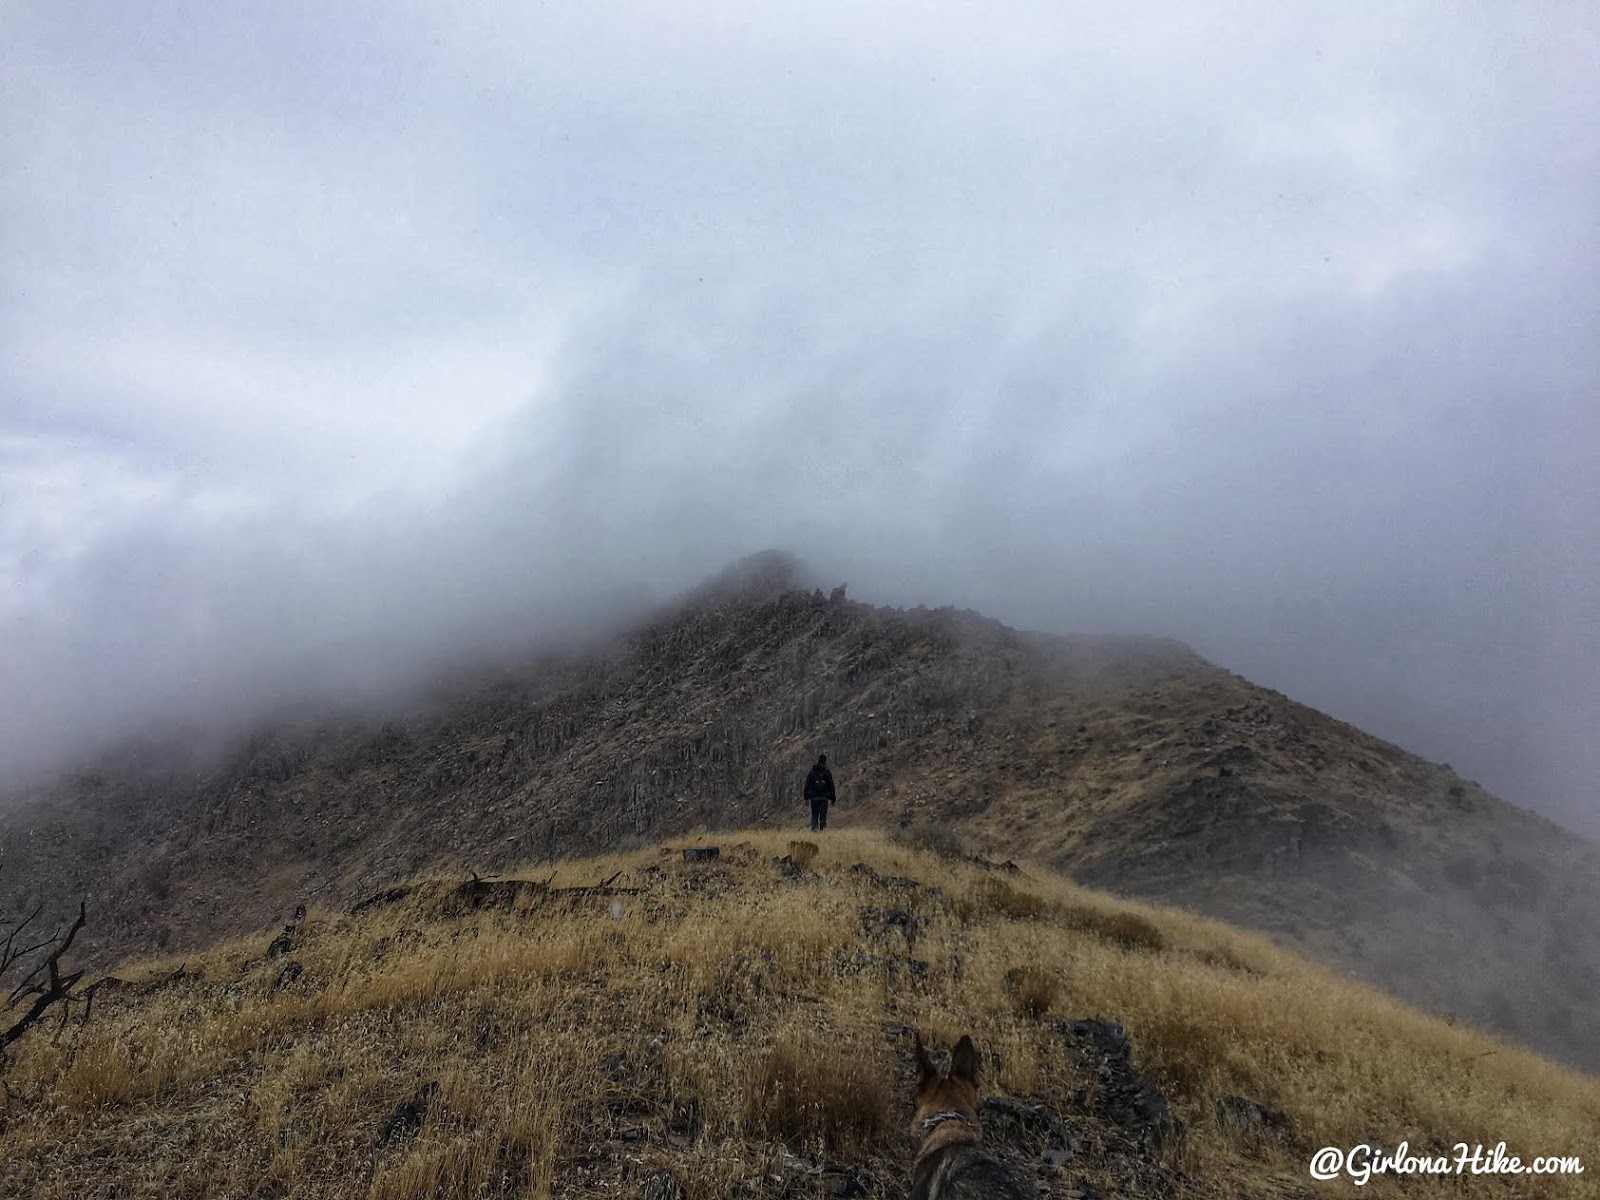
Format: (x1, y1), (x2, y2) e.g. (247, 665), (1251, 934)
(914, 1031), (939, 1086)
(950, 1035), (980, 1085)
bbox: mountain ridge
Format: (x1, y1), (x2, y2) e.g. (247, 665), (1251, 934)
(3, 554), (1596, 1072)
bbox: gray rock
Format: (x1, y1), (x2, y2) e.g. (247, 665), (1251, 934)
(1065, 1018), (1182, 1156)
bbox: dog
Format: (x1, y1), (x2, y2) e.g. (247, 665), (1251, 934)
(909, 1032), (1027, 1199)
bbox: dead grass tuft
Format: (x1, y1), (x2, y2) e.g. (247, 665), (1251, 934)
(740, 1029), (894, 1159)
(1006, 966), (1059, 1018)
(1060, 904), (1166, 953)
(53, 1032), (138, 1112)
(960, 877), (1052, 922)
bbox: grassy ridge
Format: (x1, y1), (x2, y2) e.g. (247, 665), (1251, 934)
(2, 829), (1594, 1198)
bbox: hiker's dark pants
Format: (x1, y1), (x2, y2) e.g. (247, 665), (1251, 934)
(810, 797), (829, 831)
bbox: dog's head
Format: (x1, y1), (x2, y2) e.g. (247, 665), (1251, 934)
(910, 1032), (982, 1136)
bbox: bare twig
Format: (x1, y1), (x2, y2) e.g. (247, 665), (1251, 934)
(0, 905), (47, 974)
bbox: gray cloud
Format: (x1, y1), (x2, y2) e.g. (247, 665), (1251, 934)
(3, 2), (1597, 832)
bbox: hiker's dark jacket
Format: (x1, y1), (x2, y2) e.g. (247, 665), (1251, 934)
(804, 764), (836, 804)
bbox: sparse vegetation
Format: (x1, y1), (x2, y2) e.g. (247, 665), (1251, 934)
(1, 829), (1595, 1198)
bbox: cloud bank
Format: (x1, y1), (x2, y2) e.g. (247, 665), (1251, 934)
(3, 2), (1597, 832)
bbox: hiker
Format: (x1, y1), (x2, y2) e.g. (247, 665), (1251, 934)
(804, 754), (836, 831)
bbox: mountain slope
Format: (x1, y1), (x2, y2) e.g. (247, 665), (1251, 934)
(3, 552), (1597, 1072)
(3, 830), (1595, 1199)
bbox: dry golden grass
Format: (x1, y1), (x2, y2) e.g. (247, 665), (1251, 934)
(786, 840), (819, 870)
(740, 1023), (893, 1158)
(0, 828), (1594, 1198)
(1005, 965), (1060, 1019)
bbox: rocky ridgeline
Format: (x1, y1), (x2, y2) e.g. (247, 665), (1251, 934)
(2, 553), (1598, 1074)
(0, 576), (1185, 969)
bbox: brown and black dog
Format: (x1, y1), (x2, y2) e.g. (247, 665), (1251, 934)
(909, 1032), (1026, 1200)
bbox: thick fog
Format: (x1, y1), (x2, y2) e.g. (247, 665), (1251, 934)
(3, 3), (1596, 834)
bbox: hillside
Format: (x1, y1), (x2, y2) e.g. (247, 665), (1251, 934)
(3, 552), (1598, 1073)
(3, 830), (1595, 1199)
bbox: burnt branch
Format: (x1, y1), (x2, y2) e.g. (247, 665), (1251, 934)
(1, 902), (89, 1058)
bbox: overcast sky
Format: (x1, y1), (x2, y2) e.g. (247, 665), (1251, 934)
(3, 2), (1597, 834)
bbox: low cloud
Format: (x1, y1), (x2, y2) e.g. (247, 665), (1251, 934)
(2, 2), (1596, 833)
